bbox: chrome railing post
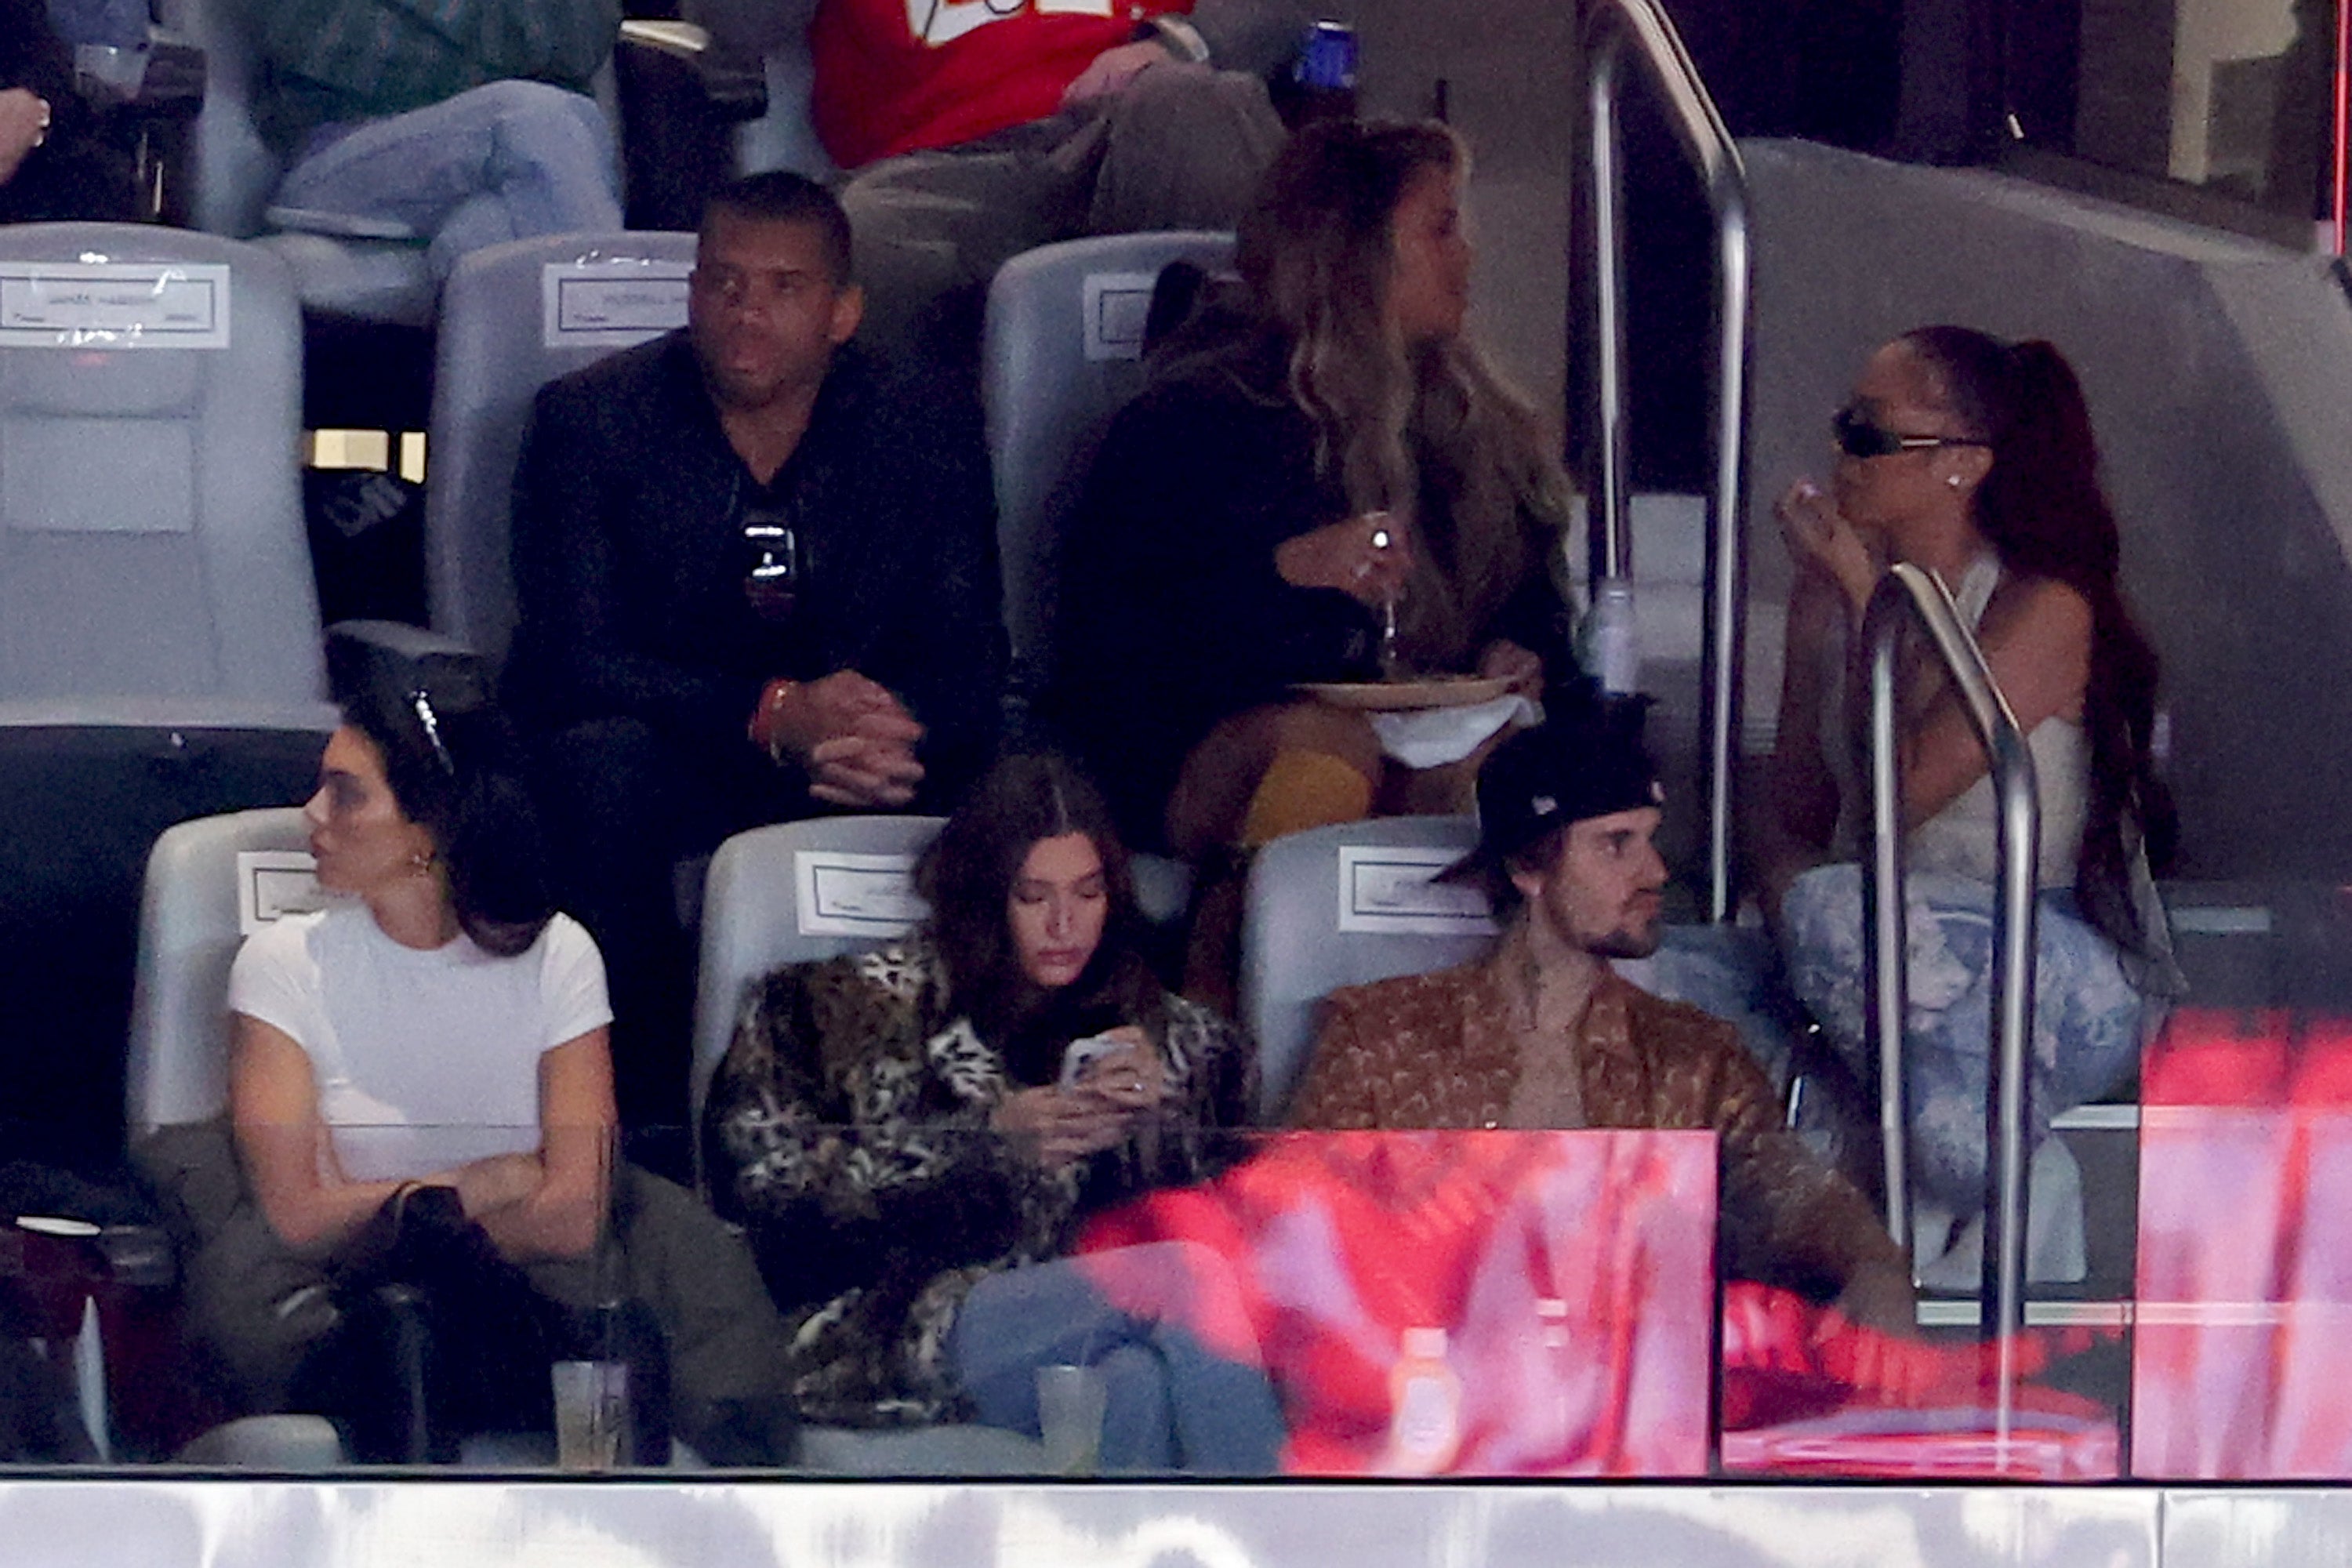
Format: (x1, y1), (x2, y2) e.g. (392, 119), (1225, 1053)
(1860, 581), (1914, 1258)
(1579, 0), (1749, 920)
(1863, 563), (2040, 1454)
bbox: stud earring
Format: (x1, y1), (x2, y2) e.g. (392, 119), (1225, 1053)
(408, 848), (437, 877)
(1947, 474), (1963, 489)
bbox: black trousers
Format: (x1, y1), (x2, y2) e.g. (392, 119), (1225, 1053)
(528, 717), (812, 1138)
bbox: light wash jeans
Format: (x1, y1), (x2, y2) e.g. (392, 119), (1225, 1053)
(275, 80), (622, 281)
(949, 1243), (1285, 1474)
(1780, 863), (2146, 1211)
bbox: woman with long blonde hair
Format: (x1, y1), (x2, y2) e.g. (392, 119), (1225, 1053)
(1054, 119), (1577, 986)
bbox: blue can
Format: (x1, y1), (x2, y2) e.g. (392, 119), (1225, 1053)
(1294, 19), (1359, 93)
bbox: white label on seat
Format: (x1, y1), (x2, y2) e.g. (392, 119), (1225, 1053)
(794, 851), (926, 936)
(1336, 845), (1495, 936)
(542, 262), (693, 348)
(0, 263), (230, 348)
(1081, 271), (1159, 361)
(237, 850), (325, 935)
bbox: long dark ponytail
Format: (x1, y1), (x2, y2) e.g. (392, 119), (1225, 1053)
(326, 623), (557, 958)
(1902, 326), (2175, 956)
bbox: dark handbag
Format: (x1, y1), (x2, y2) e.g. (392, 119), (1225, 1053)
(298, 1184), (572, 1462)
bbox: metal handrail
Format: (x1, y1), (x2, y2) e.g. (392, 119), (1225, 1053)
(1581, 0), (1751, 922)
(1862, 563), (2039, 1449)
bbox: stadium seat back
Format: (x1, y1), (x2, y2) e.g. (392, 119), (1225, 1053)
(981, 230), (1235, 713)
(690, 814), (946, 1179)
(1240, 816), (1491, 1121)
(125, 807), (315, 1135)
(425, 230), (699, 670)
(0, 223), (325, 713)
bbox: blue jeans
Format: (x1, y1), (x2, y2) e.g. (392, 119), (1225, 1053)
(275, 81), (622, 281)
(1780, 864), (2147, 1211)
(948, 1243), (1284, 1474)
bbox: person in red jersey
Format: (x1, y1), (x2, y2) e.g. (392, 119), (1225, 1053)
(696, 0), (1307, 373)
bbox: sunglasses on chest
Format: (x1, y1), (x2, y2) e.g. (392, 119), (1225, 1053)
(1833, 403), (1989, 460)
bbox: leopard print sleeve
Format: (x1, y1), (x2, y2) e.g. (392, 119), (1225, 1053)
(706, 958), (848, 1225)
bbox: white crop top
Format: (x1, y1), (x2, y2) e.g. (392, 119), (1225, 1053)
(227, 905), (612, 1183)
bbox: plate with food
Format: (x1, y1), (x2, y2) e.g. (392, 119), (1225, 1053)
(1296, 675), (1515, 711)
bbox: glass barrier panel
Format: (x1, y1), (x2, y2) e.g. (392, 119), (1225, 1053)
(2070, 0), (2341, 226)
(2, 1015), (2343, 1485)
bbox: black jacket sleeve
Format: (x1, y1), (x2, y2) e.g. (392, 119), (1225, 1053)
(1064, 372), (1375, 701)
(1052, 366), (1374, 837)
(836, 377), (1004, 806)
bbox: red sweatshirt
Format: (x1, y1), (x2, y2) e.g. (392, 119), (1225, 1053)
(811, 0), (1197, 169)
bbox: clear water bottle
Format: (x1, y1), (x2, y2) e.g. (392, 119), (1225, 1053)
(1582, 577), (1639, 695)
(1385, 1325), (1462, 1475)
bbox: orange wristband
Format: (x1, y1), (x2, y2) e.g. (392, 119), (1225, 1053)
(751, 678), (799, 754)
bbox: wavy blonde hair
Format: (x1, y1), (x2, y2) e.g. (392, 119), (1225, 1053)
(1235, 119), (1575, 666)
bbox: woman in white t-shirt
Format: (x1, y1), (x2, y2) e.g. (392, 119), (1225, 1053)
(193, 628), (794, 1464)
(229, 698), (613, 1269)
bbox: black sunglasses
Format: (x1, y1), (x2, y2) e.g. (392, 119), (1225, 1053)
(1832, 404), (1987, 460)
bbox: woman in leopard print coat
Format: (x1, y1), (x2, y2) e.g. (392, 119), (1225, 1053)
(705, 755), (1254, 1429)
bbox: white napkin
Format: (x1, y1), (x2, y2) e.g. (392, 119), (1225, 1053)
(1370, 695), (1537, 770)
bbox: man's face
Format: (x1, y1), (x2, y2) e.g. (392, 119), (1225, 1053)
(688, 211), (862, 411)
(1512, 804), (1668, 960)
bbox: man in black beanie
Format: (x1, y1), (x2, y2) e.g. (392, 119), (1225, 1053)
(1287, 695), (1915, 1332)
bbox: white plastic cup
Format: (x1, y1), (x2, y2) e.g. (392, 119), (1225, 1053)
(1035, 1363), (1108, 1475)
(551, 1359), (628, 1471)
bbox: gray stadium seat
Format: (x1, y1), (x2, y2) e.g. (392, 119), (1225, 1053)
(689, 813), (946, 1175)
(124, 808), (314, 1138)
(121, 808), (354, 1468)
(0, 223), (329, 720)
(980, 229), (1235, 713)
(0, 223), (334, 1155)
(735, 43), (831, 180)
(1239, 816), (1490, 1121)
(423, 230), (699, 670)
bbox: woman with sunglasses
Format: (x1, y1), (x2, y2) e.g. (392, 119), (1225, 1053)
(1761, 326), (2180, 1229)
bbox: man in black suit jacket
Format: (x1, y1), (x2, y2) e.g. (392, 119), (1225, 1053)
(506, 169), (1004, 1134)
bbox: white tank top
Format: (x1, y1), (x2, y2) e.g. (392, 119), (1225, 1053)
(1830, 555), (2090, 890)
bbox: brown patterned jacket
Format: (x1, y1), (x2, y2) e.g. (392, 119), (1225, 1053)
(1289, 958), (1907, 1301)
